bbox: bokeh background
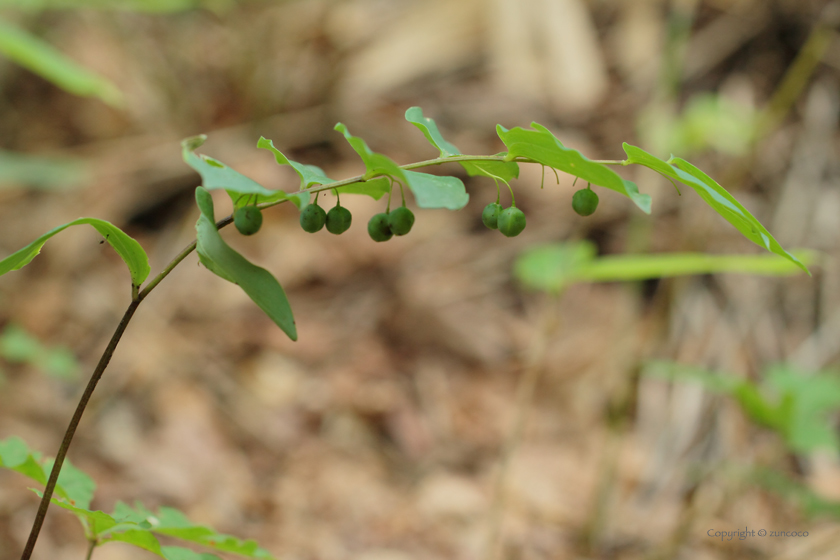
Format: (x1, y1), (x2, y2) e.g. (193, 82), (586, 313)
(2, 0), (840, 559)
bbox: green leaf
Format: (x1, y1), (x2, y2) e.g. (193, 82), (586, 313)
(0, 18), (123, 106)
(0, 436), (47, 486)
(405, 108), (519, 181)
(622, 143), (808, 274)
(497, 123), (651, 213)
(257, 137), (335, 192)
(1, 437), (93, 508)
(161, 547), (222, 560)
(513, 242), (598, 294)
(0, 324), (79, 379)
(515, 244), (815, 294)
(194, 187), (297, 341)
(460, 158), (520, 182)
(39, 491), (121, 535)
(102, 530), (164, 556)
(150, 507), (273, 559)
(333, 177), (390, 200)
(0, 217), (150, 287)
(0, 150), (88, 191)
(334, 123), (407, 182)
(571, 251), (815, 283)
(403, 170), (469, 210)
(43, 458), (95, 509)
(405, 106), (461, 157)
(182, 136), (308, 211)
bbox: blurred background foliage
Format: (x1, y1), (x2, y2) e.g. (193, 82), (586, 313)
(2, 0), (840, 559)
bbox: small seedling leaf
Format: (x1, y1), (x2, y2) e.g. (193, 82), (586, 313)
(0, 324), (79, 379)
(622, 143), (808, 274)
(0, 218), (150, 286)
(498, 123), (651, 213)
(403, 170), (469, 210)
(194, 187), (297, 341)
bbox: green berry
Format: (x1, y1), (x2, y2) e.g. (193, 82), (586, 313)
(572, 188), (599, 216)
(326, 205), (352, 235)
(498, 206), (526, 237)
(300, 203), (326, 233)
(233, 205), (263, 236)
(368, 212), (393, 242)
(482, 202), (501, 229)
(388, 206), (415, 236)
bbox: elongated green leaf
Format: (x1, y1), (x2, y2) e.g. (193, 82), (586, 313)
(334, 123), (407, 182)
(497, 123), (651, 213)
(194, 187), (297, 341)
(182, 136), (308, 211)
(257, 137), (334, 190)
(574, 251), (816, 283)
(0, 150), (88, 190)
(405, 108), (519, 181)
(622, 143), (808, 274)
(0, 18), (122, 106)
(0, 217), (150, 287)
(515, 243), (814, 293)
(513, 242), (598, 294)
(403, 170), (469, 210)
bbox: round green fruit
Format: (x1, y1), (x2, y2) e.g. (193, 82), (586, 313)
(326, 205), (352, 235)
(572, 188), (599, 216)
(368, 212), (393, 242)
(388, 206), (415, 236)
(482, 202), (501, 229)
(233, 205), (263, 236)
(300, 203), (327, 233)
(498, 207), (526, 237)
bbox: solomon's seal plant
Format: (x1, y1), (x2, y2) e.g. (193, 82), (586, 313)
(0, 106), (810, 560)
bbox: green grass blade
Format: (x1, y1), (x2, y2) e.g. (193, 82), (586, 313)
(0, 18), (122, 106)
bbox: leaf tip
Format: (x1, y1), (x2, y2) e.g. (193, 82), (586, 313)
(181, 135), (207, 151)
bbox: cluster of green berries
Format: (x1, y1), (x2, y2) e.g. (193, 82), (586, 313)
(299, 198), (352, 235)
(367, 206), (415, 242)
(482, 202), (526, 237)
